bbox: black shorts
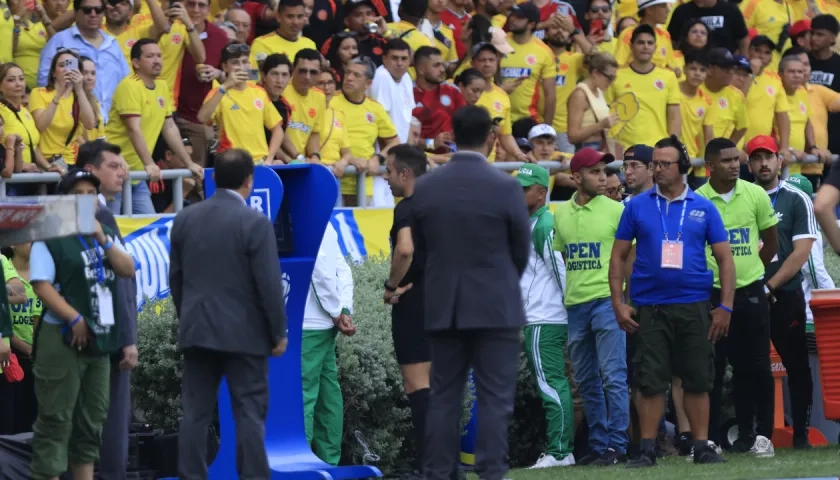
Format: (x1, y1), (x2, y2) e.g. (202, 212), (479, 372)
(391, 293), (429, 365)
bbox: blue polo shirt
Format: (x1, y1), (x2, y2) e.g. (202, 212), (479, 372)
(616, 185), (728, 306)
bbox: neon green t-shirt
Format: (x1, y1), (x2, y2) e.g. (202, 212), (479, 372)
(3, 256), (41, 345)
(695, 180), (778, 288)
(552, 194), (624, 306)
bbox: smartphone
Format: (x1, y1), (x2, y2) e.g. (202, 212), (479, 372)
(64, 57), (79, 71)
(248, 68), (260, 81)
(590, 19), (604, 36)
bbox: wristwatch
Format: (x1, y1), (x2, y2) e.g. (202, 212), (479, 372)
(383, 280), (397, 292)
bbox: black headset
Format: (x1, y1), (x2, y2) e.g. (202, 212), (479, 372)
(669, 134), (692, 174)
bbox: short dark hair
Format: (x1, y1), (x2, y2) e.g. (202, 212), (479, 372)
(294, 48), (322, 67)
(812, 14), (840, 35)
(630, 24), (656, 44)
(383, 39), (410, 56)
(704, 137), (737, 162)
(389, 144), (427, 178)
(683, 49), (708, 68)
(130, 38), (158, 61)
(214, 149), (254, 190)
(455, 68), (484, 88)
(76, 139), (122, 168)
(413, 46), (441, 65)
(452, 106), (493, 150)
(277, 0), (304, 11)
(261, 53), (292, 75)
(782, 45), (808, 59)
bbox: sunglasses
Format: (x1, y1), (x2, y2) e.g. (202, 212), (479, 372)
(589, 5), (610, 13)
(599, 70), (616, 82)
(296, 67), (320, 76)
(79, 5), (105, 14)
(56, 47), (81, 55)
(225, 43), (250, 54)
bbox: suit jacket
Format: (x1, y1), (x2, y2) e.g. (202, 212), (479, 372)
(410, 151), (531, 331)
(96, 202), (138, 355)
(169, 189), (287, 356)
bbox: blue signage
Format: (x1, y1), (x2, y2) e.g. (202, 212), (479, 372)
(203, 166), (284, 223)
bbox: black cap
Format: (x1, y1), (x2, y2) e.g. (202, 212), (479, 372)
(624, 144), (654, 164)
(345, 0), (375, 12)
(733, 54), (752, 73)
(510, 2), (540, 24)
(750, 34), (777, 50)
(516, 137), (533, 152)
(707, 47), (737, 67)
(58, 169), (100, 194)
(471, 41), (499, 58)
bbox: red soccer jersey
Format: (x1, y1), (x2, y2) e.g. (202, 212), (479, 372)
(440, 9), (471, 58)
(412, 83), (466, 140)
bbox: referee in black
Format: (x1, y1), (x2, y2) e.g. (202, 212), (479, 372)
(382, 144), (431, 476)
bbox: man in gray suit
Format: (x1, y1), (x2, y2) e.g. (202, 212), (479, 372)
(170, 149), (288, 480)
(77, 140), (137, 480)
(410, 106), (531, 480)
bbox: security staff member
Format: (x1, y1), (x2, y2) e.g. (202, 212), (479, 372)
(695, 138), (780, 457)
(610, 135), (733, 469)
(747, 135), (819, 449)
(382, 144), (431, 475)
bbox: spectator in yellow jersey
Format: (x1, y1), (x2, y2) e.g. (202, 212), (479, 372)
(30, 49), (97, 168)
(471, 42), (530, 162)
(424, 0), (460, 72)
(156, 0), (206, 107)
(281, 48), (326, 163)
(779, 49), (830, 175)
(384, 0), (437, 79)
(731, 54), (754, 94)
(198, 43), (285, 165)
(250, 0), (316, 69)
(0, 63), (56, 177)
(315, 69), (356, 179)
(105, 39), (202, 214)
(499, 2), (557, 124)
(608, 25), (681, 151)
(797, 46), (840, 188)
(740, 0), (806, 72)
(11, 1), (57, 90)
(567, 52), (618, 152)
(102, 0), (170, 65)
(584, 0), (618, 56)
(742, 38), (792, 162)
(671, 20), (710, 76)
(456, 67), (488, 107)
(331, 57), (400, 206)
(678, 51), (712, 181)
(614, 0), (676, 74)
(700, 48), (748, 161)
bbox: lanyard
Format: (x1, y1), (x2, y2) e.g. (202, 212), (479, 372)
(78, 236), (105, 284)
(656, 197), (688, 242)
(771, 190), (780, 210)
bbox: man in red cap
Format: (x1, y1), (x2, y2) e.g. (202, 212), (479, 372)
(551, 147), (631, 467)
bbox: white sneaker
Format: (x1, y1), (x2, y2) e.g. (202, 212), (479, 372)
(528, 453), (575, 469)
(686, 441), (723, 461)
(749, 435), (775, 458)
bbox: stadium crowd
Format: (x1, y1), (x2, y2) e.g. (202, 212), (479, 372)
(0, 0), (840, 476)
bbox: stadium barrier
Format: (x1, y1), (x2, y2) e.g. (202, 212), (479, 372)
(0, 155), (835, 213)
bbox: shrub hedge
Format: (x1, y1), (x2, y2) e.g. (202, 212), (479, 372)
(131, 256), (734, 474)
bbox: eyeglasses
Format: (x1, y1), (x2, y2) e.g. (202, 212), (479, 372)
(335, 31), (358, 39)
(606, 186), (624, 196)
(78, 6), (105, 15)
(225, 43), (250, 54)
(620, 161), (649, 172)
(589, 5), (610, 13)
(598, 70), (616, 82)
(296, 67), (321, 76)
(651, 160), (679, 169)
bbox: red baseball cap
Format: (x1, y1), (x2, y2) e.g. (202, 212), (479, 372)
(790, 19), (811, 37)
(746, 135), (779, 155)
(570, 147), (615, 173)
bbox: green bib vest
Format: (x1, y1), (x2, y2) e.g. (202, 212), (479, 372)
(43, 230), (121, 356)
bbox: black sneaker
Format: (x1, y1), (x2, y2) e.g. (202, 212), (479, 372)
(729, 437), (754, 454)
(693, 445), (727, 464)
(591, 447), (627, 467)
(626, 450), (656, 469)
(793, 436), (812, 449)
(677, 432), (693, 456)
(575, 451), (601, 466)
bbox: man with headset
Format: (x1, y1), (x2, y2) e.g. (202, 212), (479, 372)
(609, 136), (734, 468)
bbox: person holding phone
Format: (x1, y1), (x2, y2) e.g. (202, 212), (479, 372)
(30, 49), (97, 168)
(197, 42), (284, 165)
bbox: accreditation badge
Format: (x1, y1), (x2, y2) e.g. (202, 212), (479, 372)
(661, 241), (684, 269)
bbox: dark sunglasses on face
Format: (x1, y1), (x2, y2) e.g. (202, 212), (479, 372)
(225, 43), (251, 54)
(79, 5), (105, 14)
(297, 67), (320, 76)
(590, 5), (610, 13)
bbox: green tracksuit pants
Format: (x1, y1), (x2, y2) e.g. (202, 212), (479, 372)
(301, 328), (343, 465)
(524, 324), (574, 458)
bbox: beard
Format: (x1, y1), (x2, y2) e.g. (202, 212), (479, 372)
(544, 37), (568, 48)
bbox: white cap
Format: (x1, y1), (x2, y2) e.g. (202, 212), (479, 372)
(528, 124), (557, 140)
(637, 0), (674, 9)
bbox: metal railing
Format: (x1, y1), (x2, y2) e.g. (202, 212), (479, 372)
(342, 154), (840, 208)
(0, 169), (193, 216)
(1, 154), (835, 213)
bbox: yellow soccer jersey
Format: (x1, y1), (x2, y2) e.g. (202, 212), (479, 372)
(701, 84), (748, 140)
(158, 22), (191, 105)
(105, 23), (151, 66)
(542, 51), (585, 134)
(14, 22), (48, 89)
(742, 0), (807, 71)
(249, 32), (317, 69)
(105, 75), (174, 171)
(499, 34), (557, 122)
(320, 107), (351, 165)
(205, 84), (282, 161)
(614, 25), (676, 72)
(476, 84), (512, 162)
(744, 71), (789, 144)
(786, 86), (809, 174)
(608, 65), (680, 149)
(680, 87), (712, 165)
(282, 86), (326, 156)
